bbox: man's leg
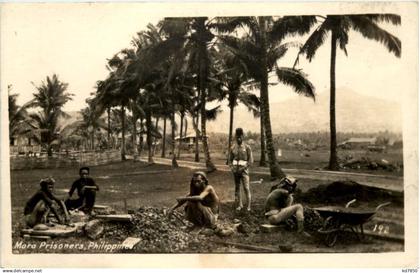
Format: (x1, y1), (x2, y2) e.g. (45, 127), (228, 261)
(185, 201), (217, 228)
(65, 198), (84, 211)
(241, 174), (251, 211)
(84, 191), (96, 213)
(233, 173), (243, 210)
(25, 201), (48, 228)
(268, 204), (304, 229)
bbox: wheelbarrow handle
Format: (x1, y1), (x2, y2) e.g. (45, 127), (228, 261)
(375, 202), (391, 211)
(345, 199), (357, 208)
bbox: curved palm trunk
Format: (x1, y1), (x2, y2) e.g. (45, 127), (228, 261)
(259, 114), (267, 166)
(328, 31), (339, 170)
(258, 17), (284, 179)
(177, 112), (184, 159)
(152, 117), (159, 156)
(171, 88), (178, 167)
(226, 102), (235, 165)
(138, 118), (144, 156)
(198, 49), (216, 173)
(146, 109), (154, 163)
(132, 117), (137, 159)
(171, 112), (178, 167)
(107, 107), (111, 148)
(161, 117), (167, 158)
(121, 104), (126, 161)
(194, 94), (200, 162)
(184, 117), (188, 138)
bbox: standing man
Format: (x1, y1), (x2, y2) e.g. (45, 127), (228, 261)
(65, 167), (99, 214)
(229, 128), (253, 212)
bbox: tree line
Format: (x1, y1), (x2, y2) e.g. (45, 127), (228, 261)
(9, 15), (401, 178)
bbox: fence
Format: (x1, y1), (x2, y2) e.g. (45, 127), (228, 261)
(10, 150), (121, 170)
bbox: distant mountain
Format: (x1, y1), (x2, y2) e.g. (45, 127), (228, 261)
(206, 89), (402, 133)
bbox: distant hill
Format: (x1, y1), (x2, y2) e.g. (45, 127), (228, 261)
(61, 89), (402, 135)
(206, 88), (402, 133)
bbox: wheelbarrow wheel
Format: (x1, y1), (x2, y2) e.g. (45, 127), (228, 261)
(321, 216), (340, 247)
(324, 231), (338, 247)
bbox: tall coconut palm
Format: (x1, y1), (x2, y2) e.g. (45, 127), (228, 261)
(298, 14), (401, 170)
(158, 17), (220, 172)
(215, 16), (317, 179)
(214, 44), (261, 164)
(29, 74), (73, 156)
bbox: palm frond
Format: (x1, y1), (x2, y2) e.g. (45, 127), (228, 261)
(300, 20), (331, 62)
(275, 67), (315, 100)
(210, 17), (253, 34)
(364, 14), (401, 25)
(269, 16), (318, 43)
(348, 15), (401, 57)
(205, 105), (222, 121)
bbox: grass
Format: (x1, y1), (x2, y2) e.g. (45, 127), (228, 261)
(10, 160), (404, 253)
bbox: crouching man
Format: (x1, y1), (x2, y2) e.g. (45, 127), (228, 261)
(168, 171), (219, 229)
(264, 176), (309, 236)
(24, 178), (69, 228)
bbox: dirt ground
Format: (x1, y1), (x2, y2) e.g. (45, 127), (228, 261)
(10, 160), (404, 253)
(179, 148), (404, 176)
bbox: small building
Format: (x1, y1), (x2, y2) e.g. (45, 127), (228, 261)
(338, 137), (377, 149)
(175, 133), (208, 151)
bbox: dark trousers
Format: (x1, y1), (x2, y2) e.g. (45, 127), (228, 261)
(65, 191), (96, 213)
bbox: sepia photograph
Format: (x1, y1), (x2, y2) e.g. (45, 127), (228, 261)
(0, 1), (418, 268)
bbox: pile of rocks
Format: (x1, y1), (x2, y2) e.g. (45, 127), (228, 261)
(341, 157), (401, 172)
(100, 206), (200, 253)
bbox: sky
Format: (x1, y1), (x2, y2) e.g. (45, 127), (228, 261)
(1, 3), (406, 112)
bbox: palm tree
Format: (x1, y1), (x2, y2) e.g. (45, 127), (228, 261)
(298, 14), (401, 170)
(29, 74), (73, 156)
(8, 86), (34, 144)
(214, 44), (261, 164)
(215, 16), (317, 179)
(158, 17), (220, 172)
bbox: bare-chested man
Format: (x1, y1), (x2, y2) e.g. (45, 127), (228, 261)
(264, 176), (310, 236)
(168, 171), (219, 228)
(24, 178), (69, 228)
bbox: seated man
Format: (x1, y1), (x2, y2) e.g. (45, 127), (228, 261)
(24, 178), (69, 228)
(264, 176), (308, 235)
(168, 171), (219, 229)
(65, 167), (99, 214)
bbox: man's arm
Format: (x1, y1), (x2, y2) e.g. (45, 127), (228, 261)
(247, 145), (254, 166)
(167, 193), (189, 217)
(177, 186), (212, 202)
(90, 178), (99, 191)
(42, 192), (65, 224)
(68, 181), (78, 197)
(228, 146), (234, 166)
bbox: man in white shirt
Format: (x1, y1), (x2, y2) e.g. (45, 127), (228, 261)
(228, 128), (253, 212)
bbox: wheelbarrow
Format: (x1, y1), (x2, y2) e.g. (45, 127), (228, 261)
(313, 199), (390, 247)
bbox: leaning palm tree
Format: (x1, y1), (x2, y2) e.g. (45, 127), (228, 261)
(298, 14), (401, 170)
(29, 74), (73, 156)
(215, 16), (317, 179)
